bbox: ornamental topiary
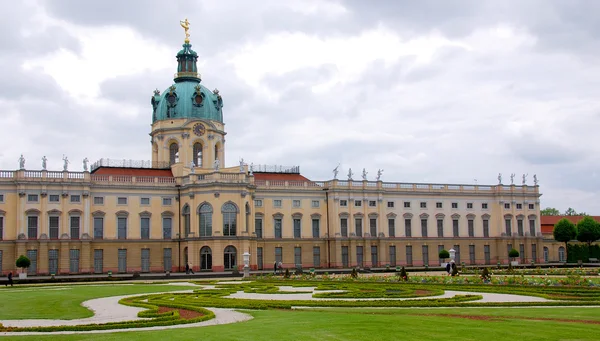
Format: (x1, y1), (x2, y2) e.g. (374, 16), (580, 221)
(16, 255), (31, 272)
(509, 248), (520, 261)
(439, 249), (450, 262)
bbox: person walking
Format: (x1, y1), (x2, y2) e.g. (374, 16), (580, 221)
(273, 261), (277, 275)
(6, 271), (13, 287)
(188, 262), (195, 274)
(185, 263), (190, 274)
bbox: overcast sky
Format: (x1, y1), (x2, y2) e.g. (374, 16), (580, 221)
(1, 0), (599, 213)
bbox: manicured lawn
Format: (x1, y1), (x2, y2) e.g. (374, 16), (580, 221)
(0, 283), (196, 320)
(3, 308), (600, 340)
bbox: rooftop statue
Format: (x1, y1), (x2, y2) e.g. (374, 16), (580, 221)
(332, 163), (340, 179)
(376, 169), (383, 181)
(63, 155), (69, 171)
(361, 168), (368, 181)
(347, 168), (353, 181)
(83, 157), (89, 172)
(18, 154), (25, 170)
(42, 156), (47, 170)
(180, 18), (190, 43)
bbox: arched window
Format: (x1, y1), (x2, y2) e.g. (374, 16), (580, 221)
(182, 204), (190, 237)
(169, 143), (179, 165)
(224, 245), (237, 270)
(222, 202), (237, 236)
(543, 247), (549, 263)
(200, 246), (212, 270)
(558, 246), (566, 262)
(199, 203), (213, 237)
(214, 144), (219, 161)
(193, 142), (203, 167)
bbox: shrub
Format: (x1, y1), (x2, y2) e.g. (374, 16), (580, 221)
(481, 267), (491, 280)
(284, 268), (290, 279)
(508, 248), (520, 259)
(16, 255), (31, 270)
(399, 266), (408, 281)
(439, 249), (450, 260)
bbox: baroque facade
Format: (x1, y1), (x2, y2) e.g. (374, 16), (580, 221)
(0, 33), (545, 275)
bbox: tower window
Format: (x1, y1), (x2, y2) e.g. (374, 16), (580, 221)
(169, 143), (179, 165)
(193, 143), (203, 167)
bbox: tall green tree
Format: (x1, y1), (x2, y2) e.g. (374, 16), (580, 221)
(553, 218), (577, 261)
(541, 207), (560, 216)
(564, 207), (588, 216)
(576, 216), (600, 247)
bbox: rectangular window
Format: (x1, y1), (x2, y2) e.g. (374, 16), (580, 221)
(257, 247), (263, 270)
(467, 203), (473, 209)
(0, 194), (4, 202)
(371, 246), (378, 267)
(70, 216), (80, 239)
(118, 249), (127, 273)
(312, 219), (320, 238)
(355, 218), (362, 237)
(49, 194), (60, 203)
(421, 219), (428, 237)
(453, 219), (459, 237)
(49, 216), (59, 239)
(313, 247), (320, 267)
(437, 219), (443, 237)
(422, 245), (429, 266)
(484, 245), (491, 265)
(516, 203), (523, 210)
(406, 245), (413, 266)
(294, 247), (302, 267)
(342, 246), (349, 267)
(141, 248), (150, 272)
(69, 249), (80, 273)
(162, 217), (172, 239)
(451, 202), (458, 209)
(28, 194), (39, 203)
(404, 201), (411, 208)
(141, 217), (150, 239)
(531, 244), (537, 262)
(389, 246), (396, 266)
(117, 217), (127, 239)
(507, 244), (513, 258)
(273, 199), (282, 208)
(340, 218), (348, 237)
(368, 200), (376, 207)
(469, 245), (476, 265)
(94, 249), (103, 274)
(254, 199), (263, 207)
(388, 218), (395, 237)
(387, 201), (394, 208)
(275, 247), (283, 264)
(292, 200), (301, 208)
(504, 203), (510, 209)
(70, 195), (81, 203)
(529, 219), (536, 236)
(517, 219), (524, 236)
(163, 248), (172, 272)
(340, 200), (348, 207)
(255, 217), (263, 238)
(404, 219), (412, 237)
(26, 250), (37, 275)
(468, 219), (474, 237)
(370, 218), (377, 237)
(162, 197), (172, 206)
(356, 246), (364, 268)
(93, 196), (104, 205)
(354, 200), (362, 207)
(505, 219), (512, 236)
(0, 217), (2, 240)
(482, 203), (488, 209)
(117, 197), (128, 205)
(312, 200), (320, 208)
(48, 249), (58, 275)
(420, 202), (427, 208)
(453, 245), (461, 264)
(483, 219), (490, 238)
(528, 204), (535, 210)
(28, 216), (38, 239)
(436, 202), (443, 208)
(293, 218), (301, 238)
(274, 218), (282, 238)
(520, 244), (525, 263)
(140, 197), (150, 205)
(93, 217), (103, 239)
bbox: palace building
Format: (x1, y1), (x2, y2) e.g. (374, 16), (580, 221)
(0, 29), (546, 276)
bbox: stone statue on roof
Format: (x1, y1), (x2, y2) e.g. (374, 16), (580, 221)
(213, 158), (220, 171)
(498, 173), (502, 184)
(533, 174), (538, 186)
(522, 173), (528, 185)
(510, 173), (515, 185)
(362, 168), (368, 181)
(376, 169), (383, 181)
(18, 154), (25, 170)
(347, 168), (353, 181)
(63, 155), (69, 171)
(239, 158), (245, 172)
(333, 163), (340, 179)
(83, 157), (89, 172)
(190, 161), (195, 173)
(180, 18), (190, 43)
(42, 156), (47, 170)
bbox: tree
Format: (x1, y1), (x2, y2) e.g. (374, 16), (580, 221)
(15, 255), (31, 273)
(508, 248), (520, 261)
(564, 207), (588, 216)
(576, 216), (600, 247)
(541, 207), (561, 216)
(439, 249), (450, 262)
(553, 218), (577, 261)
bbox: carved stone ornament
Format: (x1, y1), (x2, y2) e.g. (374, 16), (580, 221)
(39, 233), (48, 240)
(156, 135), (165, 141)
(181, 132), (190, 139)
(60, 233), (70, 240)
(81, 233), (92, 240)
(83, 191), (90, 197)
(62, 192), (69, 198)
(17, 233), (26, 240)
(189, 193), (195, 199)
(214, 192), (220, 198)
(18, 192), (25, 197)
(41, 192), (48, 197)
(241, 191), (247, 198)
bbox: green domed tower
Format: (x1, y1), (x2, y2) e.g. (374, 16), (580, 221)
(150, 20), (226, 173)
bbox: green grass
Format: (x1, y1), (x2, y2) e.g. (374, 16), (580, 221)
(3, 308), (600, 340)
(0, 283), (196, 320)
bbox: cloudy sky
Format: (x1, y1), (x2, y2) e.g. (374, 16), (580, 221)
(1, 0), (599, 213)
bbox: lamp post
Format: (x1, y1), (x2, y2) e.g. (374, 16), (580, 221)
(449, 248), (456, 262)
(243, 251), (251, 278)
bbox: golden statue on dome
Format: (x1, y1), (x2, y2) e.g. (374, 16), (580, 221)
(180, 18), (190, 43)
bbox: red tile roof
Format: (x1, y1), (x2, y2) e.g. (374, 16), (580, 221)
(92, 167), (173, 177)
(540, 215), (600, 234)
(253, 173), (311, 181)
